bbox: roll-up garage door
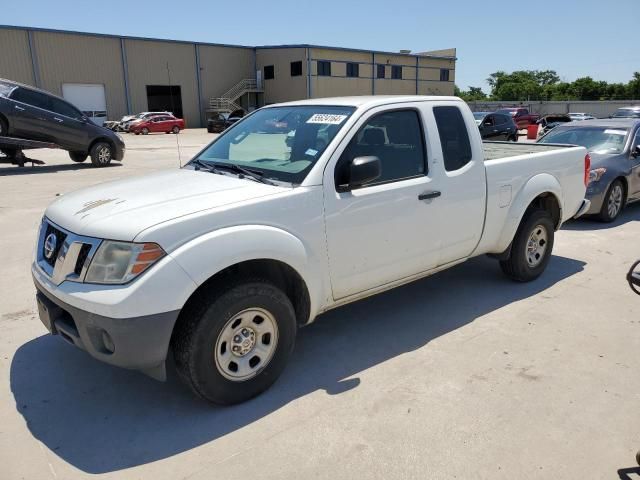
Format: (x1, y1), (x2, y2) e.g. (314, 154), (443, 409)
(62, 83), (107, 126)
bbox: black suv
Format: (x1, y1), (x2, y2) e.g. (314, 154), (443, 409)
(476, 112), (518, 141)
(0, 78), (125, 167)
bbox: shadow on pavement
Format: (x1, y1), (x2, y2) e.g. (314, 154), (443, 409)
(0, 162), (121, 176)
(562, 201), (640, 231)
(10, 255), (585, 473)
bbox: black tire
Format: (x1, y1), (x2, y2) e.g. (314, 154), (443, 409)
(89, 141), (113, 167)
(69, 151), (88, 163)
(0, 117), (7, 136)
(499, 209), (554, 282)
(172, 279), (297, 405)
(509, 134), (518, 142)
(172, 125), (180, 134)
(598, 179), (624, 222)
(636, 449), (640, 466)
(141, 127), (149, 135)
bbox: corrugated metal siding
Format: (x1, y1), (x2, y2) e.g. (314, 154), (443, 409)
(0, 29), (35, 85)
(32, 31), (127, 120)
(199, 45), (254, 112)
(124, 39), (199, 127)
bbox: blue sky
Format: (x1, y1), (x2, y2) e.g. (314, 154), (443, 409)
(3, 0), (637, 92)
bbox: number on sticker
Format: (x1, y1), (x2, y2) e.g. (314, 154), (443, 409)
(306, 114), (348, 125)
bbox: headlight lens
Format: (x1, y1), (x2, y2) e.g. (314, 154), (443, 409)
(589, 168), (607, 183)
(85, 241), (165, 284)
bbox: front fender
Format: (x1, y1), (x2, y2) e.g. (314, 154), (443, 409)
(168, 225), (323, 318)
(495, 173), (563, 253)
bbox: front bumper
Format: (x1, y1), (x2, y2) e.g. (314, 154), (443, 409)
(584, 181), (609, 215)
(34, 275), (179, 380)
(573, 199), (592, 219)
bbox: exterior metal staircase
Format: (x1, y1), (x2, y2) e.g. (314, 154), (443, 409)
(208, 78), (262, 113)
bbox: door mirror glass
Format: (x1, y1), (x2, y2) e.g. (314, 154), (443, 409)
(347, 156), (381, 189)
(632, 145), (640, 158)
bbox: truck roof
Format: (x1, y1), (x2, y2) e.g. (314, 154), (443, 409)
(268, 95), (462, 109)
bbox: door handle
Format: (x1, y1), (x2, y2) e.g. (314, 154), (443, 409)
(53, 117), (63, 123)
(14, 105), (25, 111)
(418, 191), (441, 201)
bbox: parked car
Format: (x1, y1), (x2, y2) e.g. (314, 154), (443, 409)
(476, 112), (518, 141)
(611, 106), (640, 119)
(537, 114), (572, 138)
(207, 109), (245, 133)
(32, 96), (590, 404)
(472, 111), (492, 125)
(0, 78), (124, 167)
(129, 114), (184, 135)
(121, 112), (172, 132)
(568, 112), (595, 121)
(538, 118), (640, 221)
(495, 107), (540, 129)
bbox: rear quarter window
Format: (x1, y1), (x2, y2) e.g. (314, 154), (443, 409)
(433, 106), (473, 172)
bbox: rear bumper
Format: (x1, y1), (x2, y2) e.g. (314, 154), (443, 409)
(33, 275), (178, 380)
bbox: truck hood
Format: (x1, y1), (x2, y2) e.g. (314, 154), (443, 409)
(45, 168), (289, 241)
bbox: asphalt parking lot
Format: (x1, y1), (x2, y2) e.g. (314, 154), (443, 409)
(1, 129), (639, 480)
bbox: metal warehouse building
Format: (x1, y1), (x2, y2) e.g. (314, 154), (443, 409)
(0, 25), (456, 128)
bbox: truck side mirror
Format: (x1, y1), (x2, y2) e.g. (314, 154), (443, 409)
(348, 156), (381, 189)
(632, 145), (640, 158)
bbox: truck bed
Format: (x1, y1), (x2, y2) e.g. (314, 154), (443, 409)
(483, 142), (573, 162)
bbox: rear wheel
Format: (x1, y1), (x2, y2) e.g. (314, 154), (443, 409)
(499, 209), (554, 282)
(89, 142), (113, 167)
(172, 279), (297, 405)
(172, 125), (180, 134)
(508, 134), (518, 142)
(0, 117), (7, 136)
(69, 151), (88, 163)
(598, 179), (624, 222)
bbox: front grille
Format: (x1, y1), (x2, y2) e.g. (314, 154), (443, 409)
(74, 243), (92, 275)
(43, 223), (67, 267)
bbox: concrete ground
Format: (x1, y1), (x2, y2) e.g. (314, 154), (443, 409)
(0, 129), (639, 480)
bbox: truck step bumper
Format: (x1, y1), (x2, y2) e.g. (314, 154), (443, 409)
(573, 199), (591, 219)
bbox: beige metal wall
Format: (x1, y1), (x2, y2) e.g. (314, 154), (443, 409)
(124, 39), (200, 127)
(32, 31), (128, 119)
(0, 28), (35, 85)
(198, 45), (254, 112)
(418, 56), (455, 95)
(310, 48), (372, 98)
(256, 48), (307, 104)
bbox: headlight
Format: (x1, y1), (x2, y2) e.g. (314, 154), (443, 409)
(85, 241), (165, 284)
(589, 168), (607, 183)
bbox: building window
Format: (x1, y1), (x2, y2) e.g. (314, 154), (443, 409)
(440, 69), (450, 81)
(264, 65), (275, 80)
(377, 64), (386, 79)
(290, 61), (302, 77)
(391, 65), (403, 79)
(317, 60), (331, 76)
(346, 62), (359, 78)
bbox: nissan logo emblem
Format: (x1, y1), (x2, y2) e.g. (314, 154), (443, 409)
(44, 233), (57, 260)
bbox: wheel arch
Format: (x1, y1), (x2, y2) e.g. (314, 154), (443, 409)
(88, 136), (115, 154)
(494, 173), (563, 255)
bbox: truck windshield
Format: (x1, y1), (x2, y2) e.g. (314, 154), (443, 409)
(539, 126), (629, 154)
(192, 105), (355, 184)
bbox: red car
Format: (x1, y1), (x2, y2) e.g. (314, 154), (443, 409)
(495, 108), (540, 130)
(130, 114), (185, 135)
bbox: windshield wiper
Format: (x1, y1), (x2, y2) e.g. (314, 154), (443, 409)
(209, 162), (276, 185)
(190, 159), (220, 173)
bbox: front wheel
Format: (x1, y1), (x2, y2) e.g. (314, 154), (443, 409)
(171, 126), (180, 134)
(500, 209), (554, 282)
(141, 127), (149, 135)
(598, 179), (624, 222)
(172, 279), (297, 405)
(90, 142), (113, 167)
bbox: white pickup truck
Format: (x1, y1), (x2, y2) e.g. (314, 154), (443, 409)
(32, 96), (591, 404)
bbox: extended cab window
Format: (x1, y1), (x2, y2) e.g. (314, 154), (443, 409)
(433, 106), (473, 171)
(11, 87), (52, 111)
(336, 109), (427, 188)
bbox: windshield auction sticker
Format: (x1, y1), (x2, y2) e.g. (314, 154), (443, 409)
(306, 114), (348, 125)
